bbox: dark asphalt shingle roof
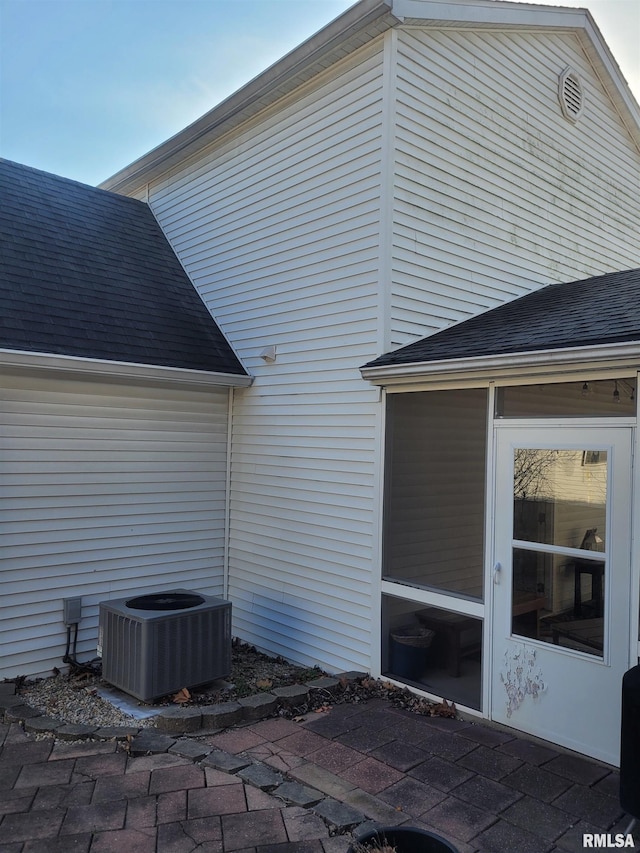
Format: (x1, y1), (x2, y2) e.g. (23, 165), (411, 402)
(364, 267), (640, 369)
(0, 159), (247, 376)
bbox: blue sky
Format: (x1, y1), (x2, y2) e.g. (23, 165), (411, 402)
(1, 0), (639, 187)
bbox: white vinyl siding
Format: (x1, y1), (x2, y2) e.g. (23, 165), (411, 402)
(0, 373), (229, 679)
(390, 28), (640, 347)
(147, 43), (385, 672)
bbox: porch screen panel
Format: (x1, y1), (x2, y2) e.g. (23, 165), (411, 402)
(384, 389), (487, 600)
(496, 378), (636, 418)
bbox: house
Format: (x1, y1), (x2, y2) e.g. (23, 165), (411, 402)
(3, 0), (640, 765)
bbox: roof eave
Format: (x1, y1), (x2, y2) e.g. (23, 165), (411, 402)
(361, 341), (640, 387)
(99, 0), (398, 195)
(396, 0), (590, 28)
(0, 349), (254, 388)
(578, 13), (640, 153)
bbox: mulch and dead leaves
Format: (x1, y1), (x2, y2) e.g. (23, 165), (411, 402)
(16, 638), (456, 724)
(170, 639), (456, 720)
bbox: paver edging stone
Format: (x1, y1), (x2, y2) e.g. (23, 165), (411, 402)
(24, 715), (64, 734)
(200, 700), (243, 729)
(0, 695), (26, 713)
(94, 725), (141, 740)
(237, 761), (284, 791)
(154, 706), (203, 733)
(272, 684), (310, 706)
(168, 738), (212, 761)
(128, 730), (177, 756)
(55, 723), (99, 741)
(306, 677), (341, 696)
(202, 747), (252, 774)
(238, 692), (279, 721)
(313, 797), (367, 831)
(272, 780), (325, 808)
(4, 704), (44, 723)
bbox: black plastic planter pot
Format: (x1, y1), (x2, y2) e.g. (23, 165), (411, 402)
(348, 826), (459, 853)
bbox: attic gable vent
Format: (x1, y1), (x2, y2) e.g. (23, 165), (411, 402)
(558, 67), (584, 122)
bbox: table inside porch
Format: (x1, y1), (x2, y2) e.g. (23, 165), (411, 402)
(551, 617), (603, 653)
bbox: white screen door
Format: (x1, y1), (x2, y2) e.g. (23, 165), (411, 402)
(491, 426), (632, 764)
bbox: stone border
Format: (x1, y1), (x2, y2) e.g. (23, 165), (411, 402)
(154, 673), (363, 735)
(1, 672), (366, 739)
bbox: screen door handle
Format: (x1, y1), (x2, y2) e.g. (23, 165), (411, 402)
(493, 562), (502, 584)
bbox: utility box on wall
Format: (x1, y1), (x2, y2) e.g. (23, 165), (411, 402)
(99, 589), (231, 702)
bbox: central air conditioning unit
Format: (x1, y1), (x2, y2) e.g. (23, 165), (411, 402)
(99, 589), (231, 702)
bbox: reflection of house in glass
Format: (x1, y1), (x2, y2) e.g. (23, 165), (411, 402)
(512, 448), (607, 656)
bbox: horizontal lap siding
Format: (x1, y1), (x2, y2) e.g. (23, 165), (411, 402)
(391, 28), (640, 346)
(228, 391), (378, 670)
(148, 44), (385, 672)
(0, 374), (229, 678)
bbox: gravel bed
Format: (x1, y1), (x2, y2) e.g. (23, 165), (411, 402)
(16, 641), (327, 729)
(20, 674), (158, 728)
(15, 641), (454, 729)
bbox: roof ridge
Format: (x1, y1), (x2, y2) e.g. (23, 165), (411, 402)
(1, 157), (145, 205)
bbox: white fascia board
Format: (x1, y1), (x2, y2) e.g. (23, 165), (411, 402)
(578, 14), (640, 151)
(393, 0), (588, 30)
(361, 342), (640, 387)
(100, 0), (397, 195)
(0, 349), (254, 389)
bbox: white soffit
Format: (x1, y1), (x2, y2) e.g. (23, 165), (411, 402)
(394, 0), (588, 29)
(0, 349), (254, 389)
(361, 342), (640, 388)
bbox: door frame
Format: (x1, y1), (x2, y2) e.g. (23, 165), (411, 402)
(488, 418), (635, 763)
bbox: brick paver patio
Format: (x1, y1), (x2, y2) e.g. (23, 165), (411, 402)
(0, 693), (637, 852)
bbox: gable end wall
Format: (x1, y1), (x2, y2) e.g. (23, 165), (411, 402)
(391, 27), (640, 347)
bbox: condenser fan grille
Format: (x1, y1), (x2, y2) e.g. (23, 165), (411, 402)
(126, 592), (205, 610)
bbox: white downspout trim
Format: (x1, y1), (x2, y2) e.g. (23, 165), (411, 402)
(223, 386), (234, 601)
